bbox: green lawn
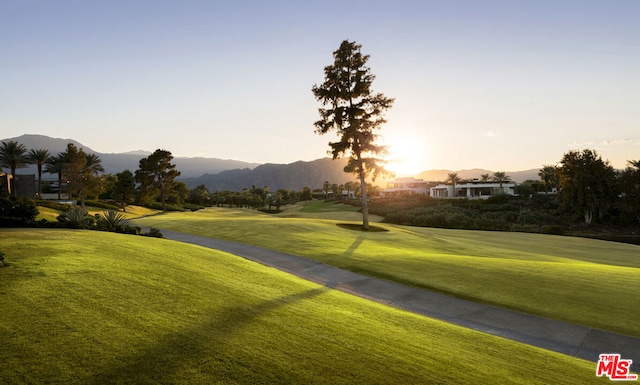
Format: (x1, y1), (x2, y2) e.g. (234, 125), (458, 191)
(132, 207), (640, 337)
(0, 229), (605, 384)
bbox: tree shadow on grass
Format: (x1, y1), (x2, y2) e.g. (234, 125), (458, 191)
(85, 287), (329, 385)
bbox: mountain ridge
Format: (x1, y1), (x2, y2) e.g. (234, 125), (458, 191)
(3, 134), (541, 191)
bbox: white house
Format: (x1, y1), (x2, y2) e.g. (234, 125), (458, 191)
(380, 178), (430, 197)
(430, 180), (516, 199)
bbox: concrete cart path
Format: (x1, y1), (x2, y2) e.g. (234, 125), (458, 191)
(156, 228), (640, 371)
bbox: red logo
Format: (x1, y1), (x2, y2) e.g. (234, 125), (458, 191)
(596, 354), (638, 381)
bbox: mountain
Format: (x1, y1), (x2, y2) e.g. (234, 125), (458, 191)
(182, 158), (353, 191)
(416, 168), (540, 184)
(2, 134), (259, 178)
(3, 134), (543, 191)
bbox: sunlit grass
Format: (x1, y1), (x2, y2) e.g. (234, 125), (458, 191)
(132, 207), (640, 337)
(0, 229), (605, 384)
(35, 204), (160, 222)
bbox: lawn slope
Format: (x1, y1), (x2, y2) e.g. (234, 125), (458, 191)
(132, 207), (640, 337)
(0, 229), (604, 384)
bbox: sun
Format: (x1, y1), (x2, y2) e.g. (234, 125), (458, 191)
(385, 139), (429, 177)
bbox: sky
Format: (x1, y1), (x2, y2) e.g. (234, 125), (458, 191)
(1, 0), (639, 175)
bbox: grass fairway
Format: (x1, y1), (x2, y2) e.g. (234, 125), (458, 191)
(0, 229), (605, 384)
(132, 207), (640, 338)
(35, 204), (159, 222)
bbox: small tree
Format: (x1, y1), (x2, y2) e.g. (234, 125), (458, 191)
(447, 173), (461, 197)
(26, 149), (51, 198)
(557, 149), (616, 224)
(538, 165), (557, 193)
(113, 170), (136, 209)
(492, 171), (511, 194)
(0, 141), (28, 197)
(135, 149), (181, 211)
(312, 40), (394, 229)
(62, 144), (104, 210)
(300, 186), (312, 202)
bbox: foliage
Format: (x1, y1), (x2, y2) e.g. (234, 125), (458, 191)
(109, 169), (136, 206)
(144, 227), (163, 238)
(36, 200), (73, 212)
(0, 197), (39, 226)
(312, 40), (394, 229)
(0, 140), (28, 197)
(97, 209), (128, 231)
(300, 186), (312, 202)
(62, 144), (105, 210)
(557, 149), (617, 224)
(57, 206), (94, 229)
(135, 149), (181, 211)
(26, 148), (52, 197)
(0, 250), (5, 266)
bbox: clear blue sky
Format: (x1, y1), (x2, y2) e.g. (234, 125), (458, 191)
(1, 0), (638, 174)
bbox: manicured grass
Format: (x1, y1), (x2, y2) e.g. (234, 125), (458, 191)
(35, 204), (160, 222)
(132, 207), (640, 337)
(0, 229), (605, 384)
(278, 200), (384, 222)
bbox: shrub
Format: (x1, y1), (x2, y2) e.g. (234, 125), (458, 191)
(58, 207), (94, 229)
(0, 197), (39, 226)
(542, 225), (564, 235)
(144, 227), (163, 238)
(97, 209), (128, 232)
(37, 200), (73, 212)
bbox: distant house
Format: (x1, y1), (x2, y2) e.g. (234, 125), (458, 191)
(380, 178), (430, 197)
(430, 180), (516, 199)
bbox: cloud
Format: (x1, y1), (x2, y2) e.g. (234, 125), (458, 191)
(568, 138), (631, 148)
(485, 131), (500, 137)
(602, 138), (629, 145)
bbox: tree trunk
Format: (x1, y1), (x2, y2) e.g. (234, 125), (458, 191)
(358, 164), (369, 230)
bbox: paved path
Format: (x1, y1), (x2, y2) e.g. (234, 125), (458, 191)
(157, 228), (640, 371)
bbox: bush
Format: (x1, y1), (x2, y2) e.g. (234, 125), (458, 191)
(542, 225), (564, 235)
(58, 207), (94, 229)
(97, 209), (128, 232)
(37, 200), (73, 212)
(144, 227), (163, 238)
(0, 197), (39, 226)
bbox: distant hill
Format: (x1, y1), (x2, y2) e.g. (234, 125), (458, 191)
(3, 134), (543, 190)
(2, 134), (259, 178)
(182, 158), (354, 191)
(416, 168), (540, 184)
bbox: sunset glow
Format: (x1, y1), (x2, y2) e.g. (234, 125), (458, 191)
(385, 139), (429, 177)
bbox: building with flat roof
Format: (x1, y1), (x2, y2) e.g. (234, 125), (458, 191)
(430, 180), (516, 199)
(380, 178), (430, 197)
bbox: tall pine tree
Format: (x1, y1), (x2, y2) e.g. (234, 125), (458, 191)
(312, 40), (394, 229)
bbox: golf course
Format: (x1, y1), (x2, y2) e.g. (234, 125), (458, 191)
(1, 202), (636, 383)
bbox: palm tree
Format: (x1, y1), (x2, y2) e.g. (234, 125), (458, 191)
(447, 172), (461, 197)
(538, 165), (557, 193)
(73, 151), (104, 210)
(492, 171), (511, 194)
(480, 173), (490, 182)
(0, 141), (28, 197)
(26, 149), (51, 198)
(45, 153), (69, 200)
